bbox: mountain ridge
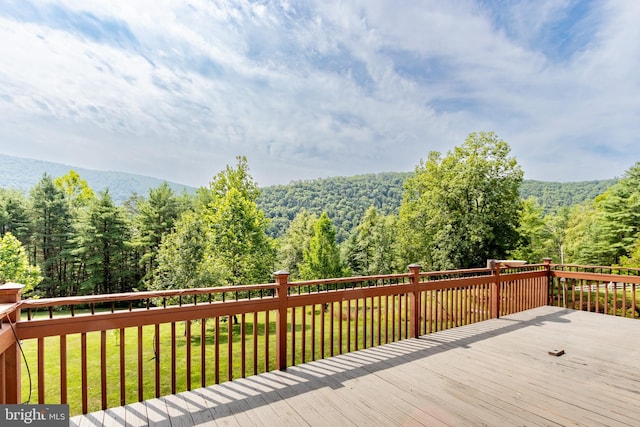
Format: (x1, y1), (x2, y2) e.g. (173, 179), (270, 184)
(1, 153), (618, 240)
(0, 153), (196, 202)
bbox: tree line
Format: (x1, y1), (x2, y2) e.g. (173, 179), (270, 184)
(1, 132), (639, 298)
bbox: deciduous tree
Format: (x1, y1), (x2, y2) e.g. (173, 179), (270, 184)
(153, 157), (274, 294)
(398, 132), (523, 269)
(343, 206), (399, 275)
(0, 232), (42, 293)
(276, 210), (316, 279)
(300, 212), (344, 279)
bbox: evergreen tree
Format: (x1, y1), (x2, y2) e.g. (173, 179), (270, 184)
(0, 188), (31, 244)
(132, 182), (183, 287)
(28, 174), (73, 296)
(73, 191), (131, 294)
(590, 163), (640, 264)
(343, 206), (399, 275)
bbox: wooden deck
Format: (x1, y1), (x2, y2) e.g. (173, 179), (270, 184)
(71, 306), (640, 426)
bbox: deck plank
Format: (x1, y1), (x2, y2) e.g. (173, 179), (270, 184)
(124, 401), (148, 427)
(144, 398), (171, 427)
(71, 306), (640, 426)
(103, 405), (126, 427)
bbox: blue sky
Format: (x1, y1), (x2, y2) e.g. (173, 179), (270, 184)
(0, 0), (638, 187)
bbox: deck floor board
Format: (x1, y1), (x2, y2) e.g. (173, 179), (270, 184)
(71, 306), (640, 426)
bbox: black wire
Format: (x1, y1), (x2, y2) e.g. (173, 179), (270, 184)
(3, 312), (32, 404)
(150, 330), (158, 361)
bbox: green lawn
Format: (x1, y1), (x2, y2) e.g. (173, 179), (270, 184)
(562, 286), (640, 317)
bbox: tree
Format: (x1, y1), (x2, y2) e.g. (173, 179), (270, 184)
(508, 198), (548, 263)
(207, 156), (260, 202)
(153, 211), (221, 291)
(276, 210), (317, 279)
(29, 174), (73, 297)
(343, 206), (399, 275)
(589, 163), (640, 265)
(132, 182), (183, 287)
(544, 207), (570, 263)
(0, 232), (42, 293)
(299, 212), (344, 279)
(153, 157), (274, 294)
(564, 201), (600, 264)
(0, 188), (31, 243)
(398, 132), (523, 269)
(205, 157), (274, 287)
(618, 236), (640, 268)
(54, 170), (96, 213)
(73, 191), (131, 294)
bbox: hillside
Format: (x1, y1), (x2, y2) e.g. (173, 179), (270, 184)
(0, 153), (195, 202)
(257, 173), (617, 241)
(1, 154), (617, 240)
(519, 179), (618, 211)
(258, 172), (409, 241)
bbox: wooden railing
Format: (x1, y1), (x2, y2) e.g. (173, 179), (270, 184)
(0, 261), (551, 415)
(0, 283), (23, 406)
(550, 264), (639, 318)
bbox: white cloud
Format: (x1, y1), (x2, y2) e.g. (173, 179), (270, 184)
(0, 0), (638, 187)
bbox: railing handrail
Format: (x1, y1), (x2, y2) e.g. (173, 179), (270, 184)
(552, 269), (640, 284)
(287, 272), (410, 287)
(18, 282), (278, 311)
(0, 302), (20, 319)
(17, 265), (549, 313)
(552, 263), (640, 274)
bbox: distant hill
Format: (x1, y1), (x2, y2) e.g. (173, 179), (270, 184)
(0, 153), (196, 202)
(1, 154), (617, 239)
(258, 172), (409, 241)
(519, 179), (618, 212)
(258, 173), (618, 240)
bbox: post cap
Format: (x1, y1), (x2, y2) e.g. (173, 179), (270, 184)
(273, 270), (290, 276)
(0, 283), (25, 292)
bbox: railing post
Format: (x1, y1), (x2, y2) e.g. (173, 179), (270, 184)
(408, 264), (421, 338)
(543, 258), (553, 306)
(274, 271), (289, 371)
(491, 262), (501, 318)
(0, 283), (24, 404)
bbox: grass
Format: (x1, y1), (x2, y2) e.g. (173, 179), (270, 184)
(561, 286), (640, 317)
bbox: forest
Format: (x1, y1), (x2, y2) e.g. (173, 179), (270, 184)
(258, 172), (618, 242)
(1, 131), (638, 299)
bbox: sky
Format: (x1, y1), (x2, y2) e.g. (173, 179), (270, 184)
(0, 0), (639, 188)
